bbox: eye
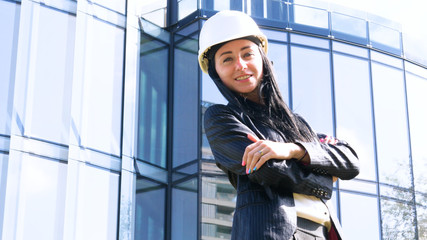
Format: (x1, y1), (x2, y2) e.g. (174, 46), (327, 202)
(243, 52), (255, 58)
(223, 57), (233, 63)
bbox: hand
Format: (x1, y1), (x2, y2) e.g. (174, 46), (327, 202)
(319, 135), (338, 145)
(242, 134), (306, 174)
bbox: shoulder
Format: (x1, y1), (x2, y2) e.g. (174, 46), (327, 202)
(204, 103), (245, 129)
(204, 104), (238, 121)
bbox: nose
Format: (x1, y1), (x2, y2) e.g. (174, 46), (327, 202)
(235, 57), (247, 70)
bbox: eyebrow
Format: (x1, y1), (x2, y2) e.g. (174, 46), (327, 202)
(218, 45), (252, 57)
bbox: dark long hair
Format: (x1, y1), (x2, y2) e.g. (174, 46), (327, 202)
(207, 39), (317, 142)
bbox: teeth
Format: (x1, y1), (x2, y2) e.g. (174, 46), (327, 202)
(236, 75), (250, 80)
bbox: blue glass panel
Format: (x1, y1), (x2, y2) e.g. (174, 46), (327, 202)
(173, 38), (199, 168)
(268, 42), (289, 103)
(369, 22), (401, 55)
(138, 37), (168, 168)
(291, 46), (333, 135)
(340, 192), (380, 240)
(381, 198), (416, 239)
(19, 5), (75, 145)
(371, 58), (411, 188)
(333, 52), (376, 181)
(405, 66), (427, 194)
(172, 178), (198, 240)
(201, 175), (236, 239)
(0, 1), (19, 133)
(135, 180), (165, 240)
(140, 0), (167, 28)
(178, 0), (197, 21)
(331, 12), (367, 44)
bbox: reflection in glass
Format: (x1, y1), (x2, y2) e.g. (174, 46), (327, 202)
(173, 36), (199, 168)
(18, 155), (67, 240)
(268, 42), (289, 103)
(138, 36), (168, 168)
(417, 204), (427, 239)
(201, 176), (236, 239)
(135, 179), (165, 240)
(178, 0), (197, 21)
(371, 60), (411, 188)
(26, 6), (75, 145)
(340, 192), (380, 240)
(291, 4), (328, 29)
(82, 18), (124, 156)
(139, 0), (167, 27)
(406, 70), (427, 194)
(369, 22), (401, 54)
(291, 45), (333, 134)
(333, 52), (376, 180)
(331, 12), (366, 41)
(381, 198), (416, 240)
(0, 1), (19, 133)
(172, 178), (198, 240)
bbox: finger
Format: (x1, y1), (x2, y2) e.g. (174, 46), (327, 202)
(248, 147), (264, 174)
(243, 141), (261, 166)
(252, 152), (271, 172)
(247, 133), (259, 143)
(245, 146), (258, 174)
(250, 147), (269, 173)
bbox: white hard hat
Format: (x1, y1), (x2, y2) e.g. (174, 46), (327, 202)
(198, 10), (268, 73)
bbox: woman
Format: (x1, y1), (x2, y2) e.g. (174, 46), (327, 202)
(200, 10), (360, 240)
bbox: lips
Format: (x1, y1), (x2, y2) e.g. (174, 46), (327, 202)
(235, 74), (252, 81)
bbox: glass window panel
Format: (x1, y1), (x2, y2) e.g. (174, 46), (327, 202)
(380, 184), (413, 201)
(138, 37), (168, 168)
(417, 202), (427, 239)
(339, 179), (377, 195)
(74, 165), (119, 239)
(331, 13), (366, 40)
(369, 22), (401, 53)
(17, 155), (67, 240)
(292, 4), (328, 29)
(135, 160), (168, 184)
(83, 18), (124, 156)
(27, 6), (75, 144)
(0, 1), (19, 135)
(332, 41), (368, 58)
(202, 72), (227, 105)
(178, 0), (197, 21)
(173, 39), (198, 168)
(381, 198), (416, 240)
(92, 0), (125, 15)
(333, 53), (376, 180)
(291, 46), (333, 134)
(139, 0), (167, 28)
(371, 61), (411, 187)
(340, 192), (380, 240)
(371, 51), (402, 69)
(406, 72), (427, 194)
(135, 179), (165, 240)
(262, 28), (287, 42)
(291, 33), (329, 49)
(172, 178), (198, 240)
(201, 175), (236, 239)
(268, 42), (289, 103)
(266, 0), (288, 21)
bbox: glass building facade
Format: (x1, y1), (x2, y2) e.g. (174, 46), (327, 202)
(1, 0), (426, 239)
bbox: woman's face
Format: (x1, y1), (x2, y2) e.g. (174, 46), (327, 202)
(214, 39), (263, 98)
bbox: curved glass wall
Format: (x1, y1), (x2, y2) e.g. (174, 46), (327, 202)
(1, 0), (427, 240)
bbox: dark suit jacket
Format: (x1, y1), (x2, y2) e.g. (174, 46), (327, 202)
(204, 103), (360, 240)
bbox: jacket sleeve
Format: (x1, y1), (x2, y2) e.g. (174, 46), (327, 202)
(204, 104), (333, 199)
(295, 116), (360, 180)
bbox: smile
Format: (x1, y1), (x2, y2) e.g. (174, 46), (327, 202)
(235, 75), (252, 81)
